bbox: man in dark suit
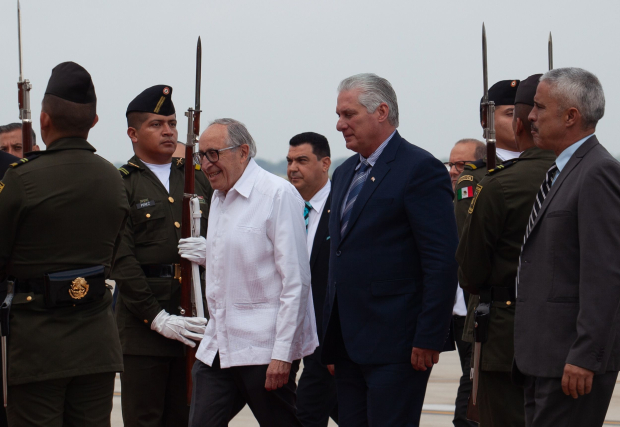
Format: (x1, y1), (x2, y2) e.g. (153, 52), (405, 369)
(322, 73), (459, 426)
(287, 132), (338, 427)
(515, 68), (620, 427)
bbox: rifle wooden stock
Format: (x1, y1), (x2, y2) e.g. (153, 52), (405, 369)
(17, 81), (33, 154)
(180, 143), (196, 406)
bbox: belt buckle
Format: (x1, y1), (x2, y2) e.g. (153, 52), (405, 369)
(173, 264), (181, 281)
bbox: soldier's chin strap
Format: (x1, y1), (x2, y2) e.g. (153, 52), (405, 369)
(189, 197), (204, 318)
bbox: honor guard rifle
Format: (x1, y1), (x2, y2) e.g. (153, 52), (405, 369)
(467, 23), (495, 423)
(548, 32), (553, 70)
(17, 0), (33, 155)
(481, 23), (496, 171)
(180, 36), (204, 406)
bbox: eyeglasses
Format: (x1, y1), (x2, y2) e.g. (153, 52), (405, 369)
(443, 160), (475, 173)
(194, 146), (239, 164)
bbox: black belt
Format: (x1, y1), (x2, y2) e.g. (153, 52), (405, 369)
(480, 286), (516, 305)
(141, 264), (180, 279)
(14, 278), (45, 294)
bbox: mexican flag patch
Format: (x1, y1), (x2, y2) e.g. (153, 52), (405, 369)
(457, 186), (474, 200)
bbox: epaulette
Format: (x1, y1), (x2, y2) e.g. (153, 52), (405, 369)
(10, 155), (39, 168)
(173, 157), (201, 171)
(488, 159), (519, 175)
(119, 162), (141, 178)
(464, 158), (486, 171)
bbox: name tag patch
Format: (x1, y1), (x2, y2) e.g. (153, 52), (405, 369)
(136, 200), (156, 209)
(457, 175), (474, 185)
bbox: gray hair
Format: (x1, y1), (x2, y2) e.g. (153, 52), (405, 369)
(455, 138), (485, 161)
(0, 122), (37, 144)
(338, 73), (399, 127)
(540, 67), (605, 129)
(209, 118), (257, 158)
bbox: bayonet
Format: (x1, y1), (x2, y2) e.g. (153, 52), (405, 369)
(180, 36), (203, 406)
(481, 23), (496, 170)
(548, 32), (553, 70)
(17, 0), (33, 154)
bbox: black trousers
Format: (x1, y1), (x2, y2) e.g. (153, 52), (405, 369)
(453, 315), (477, 427)
(121, 355), (189, 427)
(6, 372), (115, 427)
(524, 371), (618, 427)
(478, 371), (524, 427)
(334, 355), (432, 426)
(297, 351), (339, 427)
(189, 354), (301, 427)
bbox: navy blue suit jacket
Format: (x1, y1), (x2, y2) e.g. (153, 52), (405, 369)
(321, 131), (458, 365)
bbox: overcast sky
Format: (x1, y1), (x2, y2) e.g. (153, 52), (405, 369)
(1, 0), (618, 165)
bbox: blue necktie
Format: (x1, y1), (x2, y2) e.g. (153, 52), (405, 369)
(304, 201), (312, 233)
(340, 161), (371, 236)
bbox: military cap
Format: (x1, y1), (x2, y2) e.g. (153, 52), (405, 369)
(515, 74), (542, 106)
(126, 85), (175, 117)
(480, 79), (520, 123)
(45, 61), (96, 104)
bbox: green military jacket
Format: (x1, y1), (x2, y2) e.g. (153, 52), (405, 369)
(112, 155), (213, 357)
(0, 137), (129, 385)
(455, 147), (556, 371)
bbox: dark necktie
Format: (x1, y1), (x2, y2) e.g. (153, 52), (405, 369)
(340, 161), (371, 236)
(516, 163), (558, 288)
(304, 201), (312, 233)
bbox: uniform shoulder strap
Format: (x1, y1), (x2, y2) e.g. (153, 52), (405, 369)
(464, 158), (486, 171)
(119, 161), (141, 178)
(487, 159), (519, 175)
(10, 155), (39, 168)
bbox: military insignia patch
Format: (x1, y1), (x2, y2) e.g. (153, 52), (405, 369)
(176, 158), (183, 166)
(457, 175), (474, 185)
(457, 186), (474, 201)
(0, 182), (4, 194)
(468, 184), (484, 214)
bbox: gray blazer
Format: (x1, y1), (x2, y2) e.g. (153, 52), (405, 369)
(515, 136), (620, 378)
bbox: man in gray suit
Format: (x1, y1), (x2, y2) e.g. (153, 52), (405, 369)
(514, 67), (620, 427)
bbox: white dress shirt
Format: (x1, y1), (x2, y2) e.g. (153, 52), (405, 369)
(306, 180), (331, 255)
(496, 148), (521, 161)
(196, 159), (319, 368)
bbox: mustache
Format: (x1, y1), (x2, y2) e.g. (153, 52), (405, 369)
(531, 123), (539, 133)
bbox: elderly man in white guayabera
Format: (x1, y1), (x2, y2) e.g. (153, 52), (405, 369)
(179, 118), (318, 427)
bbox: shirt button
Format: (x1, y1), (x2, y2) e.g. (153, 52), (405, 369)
(174, 222), (181, 228)
(336, 250), (341, 256)
(146, 213), (151, 218)
(26, 296), (32, 301)
(144, 319), (148, 324)
(168, 197), (174, 203)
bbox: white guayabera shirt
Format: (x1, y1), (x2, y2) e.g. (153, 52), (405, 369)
(196, 158), (319, 368)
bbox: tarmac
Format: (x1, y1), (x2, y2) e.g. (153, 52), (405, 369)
(110, 350), (620, 426)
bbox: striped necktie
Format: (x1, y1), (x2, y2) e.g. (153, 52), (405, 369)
(516, 163), (558, 289)
(304, 201), (312, 233)
(340, 161), (371, 236)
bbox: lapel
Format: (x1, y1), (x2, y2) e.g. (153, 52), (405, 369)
(339, 132), (402, 244)
(169, 158), (185, 197)
(528, 135), (599, 236)
(310, 192), (331, 270)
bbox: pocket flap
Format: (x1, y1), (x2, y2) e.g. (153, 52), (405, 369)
(131, 202), (166, 225)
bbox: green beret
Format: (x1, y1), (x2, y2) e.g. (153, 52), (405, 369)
(126, 85), (175, 117)
(45, 62), (96, 104)
(515, 74), (542, 106)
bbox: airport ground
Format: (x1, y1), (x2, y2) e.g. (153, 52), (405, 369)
(110, 350), (620, 426)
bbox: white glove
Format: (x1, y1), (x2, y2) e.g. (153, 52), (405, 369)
(150, 309), (208, 348)
(178, 236), (207, 267)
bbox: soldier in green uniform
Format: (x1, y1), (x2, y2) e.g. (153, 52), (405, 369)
(454, 79), (521, 238)
(0, 62), (129, 426)
(455, 74), (556, 426)
(111, 85), (213, 427)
